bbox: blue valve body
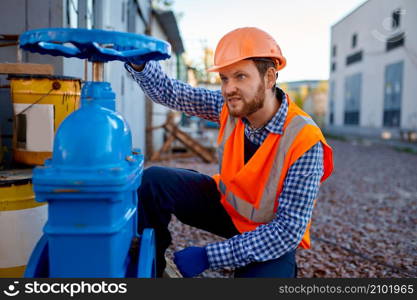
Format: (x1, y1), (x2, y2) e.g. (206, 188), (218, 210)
(32, 99), (143, 277)
(81, 82), (116, 111)
(21, 28), (160, 278)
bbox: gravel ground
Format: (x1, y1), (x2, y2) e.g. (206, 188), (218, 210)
(145, 138), (417, 278)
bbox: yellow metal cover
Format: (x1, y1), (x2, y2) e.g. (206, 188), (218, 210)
(0, 169), (47, 278)
(9, 75), (81, 166)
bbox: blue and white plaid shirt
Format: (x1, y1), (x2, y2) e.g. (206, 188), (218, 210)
(126, 61), (324, 269)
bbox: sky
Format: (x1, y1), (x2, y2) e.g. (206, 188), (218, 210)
(171, 0), (368, 82)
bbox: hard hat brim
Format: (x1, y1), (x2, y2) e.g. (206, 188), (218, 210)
(207, 55), (286, 73)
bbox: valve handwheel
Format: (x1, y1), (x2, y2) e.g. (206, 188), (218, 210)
(19, 28), (171, 63)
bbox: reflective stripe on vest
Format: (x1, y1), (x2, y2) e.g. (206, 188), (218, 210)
(217, 115), (236, 173)
(217, 114), (318, 223)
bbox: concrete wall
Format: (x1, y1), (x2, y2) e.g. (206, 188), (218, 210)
(328, 0), (417, 138)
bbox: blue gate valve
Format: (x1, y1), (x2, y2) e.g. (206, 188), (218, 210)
(20, 28), (171, 278)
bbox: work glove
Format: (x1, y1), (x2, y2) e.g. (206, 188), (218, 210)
(126, 61), (146, 72)
(173, 246), (210, 278)
(125, 56), (147, 67)
(125, 51), (170, 69)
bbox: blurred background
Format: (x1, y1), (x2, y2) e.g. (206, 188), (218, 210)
(0, 0), (416, 278)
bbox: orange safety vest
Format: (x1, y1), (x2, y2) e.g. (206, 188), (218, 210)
(212, 95), (334, 249)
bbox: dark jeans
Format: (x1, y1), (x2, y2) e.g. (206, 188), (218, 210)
(137, 166), (297, 278)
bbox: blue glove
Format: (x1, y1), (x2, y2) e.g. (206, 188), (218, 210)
(173, 246), (210, 278)
(126, 51), (170, 68)
(126, 61), (146, 72)
(126, 57), (147, 68)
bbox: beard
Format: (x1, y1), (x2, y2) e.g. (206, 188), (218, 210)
(225, 81), (266, 118)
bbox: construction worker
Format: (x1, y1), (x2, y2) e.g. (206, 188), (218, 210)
(125, 27), (333, 278)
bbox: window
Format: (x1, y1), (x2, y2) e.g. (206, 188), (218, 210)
(332, 45), (337, 57)
(331, 62), (336, 72)
(67, 0), (78, 28)
(86, 0), (94, 29)
(352, 33), (357, 48)
(383, 61), (403, 127)
(329, 81), (335, 125)
(122, 1), (126, 23)
(68, 0), (94, 29)
(330, 101), (335, 125)
(392, 9), (401, 28)
(386, 32), (405, 51)
(346, 51), (362, 66)
(344, 73), (362, 125)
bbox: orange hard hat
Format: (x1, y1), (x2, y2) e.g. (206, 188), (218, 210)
(207, 27), (286, 72)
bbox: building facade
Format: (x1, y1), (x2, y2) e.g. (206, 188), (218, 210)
(328, 0), (417, 141)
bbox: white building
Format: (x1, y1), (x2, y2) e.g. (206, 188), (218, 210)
(327, 0), (417, 141)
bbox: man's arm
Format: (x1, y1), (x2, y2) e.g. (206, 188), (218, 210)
(205, 142), (324, 269)
(125, 61), (224, 122)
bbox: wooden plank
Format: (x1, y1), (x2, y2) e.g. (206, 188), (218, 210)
(156, 152), (196, 162)
(0, 42), (18, 47)
(150, 134), (176, 162)
(164, 122), (216, 163)
(0, 35), (19, 41)
(146, 124), (164, 132)
(160, 134), (176, 153)
(0, 63), (54, 75)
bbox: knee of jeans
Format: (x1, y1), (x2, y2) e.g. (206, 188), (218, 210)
(141, 166), (166, 186)
(137, 167), (161, 207)
(139, 166), (172, 197)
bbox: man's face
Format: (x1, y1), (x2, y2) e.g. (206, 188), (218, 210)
(219, 60), (266, 118)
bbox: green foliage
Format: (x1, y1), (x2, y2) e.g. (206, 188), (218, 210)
(394, 146), (417, 155)
(294, 93), (304, 109)
(323, 134), (348, 141)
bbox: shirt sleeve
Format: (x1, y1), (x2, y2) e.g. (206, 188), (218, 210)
(125, 61), (224, 122)
(205, 142), (324, 269)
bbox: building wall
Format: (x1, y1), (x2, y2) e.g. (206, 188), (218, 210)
(148, 13), (179, 152)
(99, 0), (148, 153)
(0, 0), (153, 154)
(62, 0), (149, 153)
(328, 0), (417, 138)
(0, 0), (65, 79)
